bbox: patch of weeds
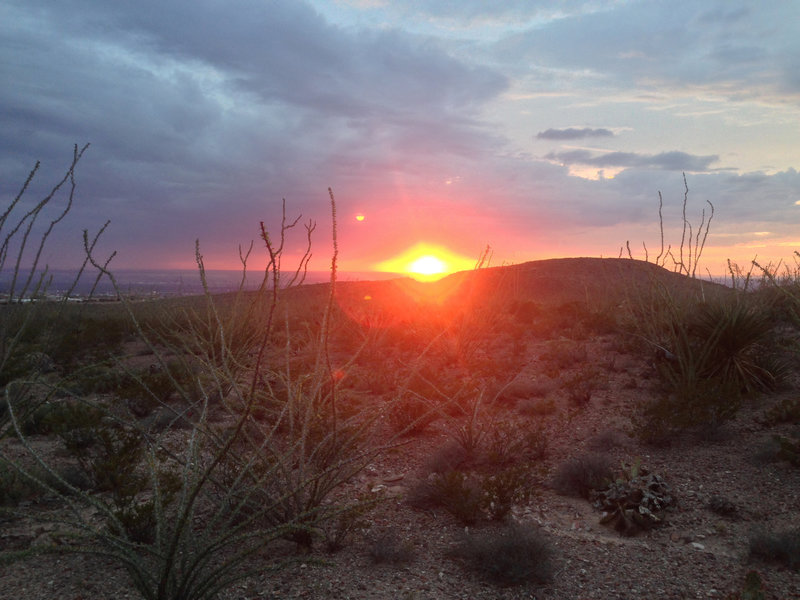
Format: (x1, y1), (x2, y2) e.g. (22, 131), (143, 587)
(551, 453), (613, 499)
(749, 527), (800, 571)
(772, 433), (800, 467)
(452, 524), (553, 586)
(632, 376), (741, 446)
(539, 340), (587, 372)
(707, 495), (738, 518)
(722, 570), (766, 600)
(118, 361), (198, 418)
(368, 529), (415, 565)
(407, 470), (484, 525)
(61, 363), (122, 396)
(509, 300), (541, 326)
(587, 428), (628, 452)
(561, 367), (603, 408)
(423, 442), (469, 475)
(760, 397), (800, 426)
(483, 420), (548, 467)
(322, 494), (378, 553)
(71, 425), (179, 543)
(0, 463), (43, 506)
(481, 463), (534, 521)
(387, 394), (437, 437)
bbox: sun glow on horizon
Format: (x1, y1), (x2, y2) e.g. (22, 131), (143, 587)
(375, 243), (475, 281)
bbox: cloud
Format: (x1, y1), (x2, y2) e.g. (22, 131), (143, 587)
(545, 150), (719, 172)
(491, 1), (800, 102)
(0, 0), (510, 267)
(1, 0), (799, 274)
(536, 127), (613, 140)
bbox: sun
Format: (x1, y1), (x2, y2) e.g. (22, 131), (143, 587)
(375, 243), (475, 281)
(408, 255), (446, 277)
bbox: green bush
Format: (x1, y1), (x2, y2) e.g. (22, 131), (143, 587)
(452, 524), (553, 586)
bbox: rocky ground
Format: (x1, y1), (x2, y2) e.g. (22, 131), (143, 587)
(2, 259), (799, 599)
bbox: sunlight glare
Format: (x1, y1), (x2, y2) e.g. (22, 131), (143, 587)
(409, 255), (446, 276)
(375, 243), (475, 282)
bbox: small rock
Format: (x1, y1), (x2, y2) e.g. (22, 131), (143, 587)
(690, 542), (705, 550)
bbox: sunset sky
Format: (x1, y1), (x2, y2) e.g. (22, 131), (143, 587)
(2, 1), (799, 278)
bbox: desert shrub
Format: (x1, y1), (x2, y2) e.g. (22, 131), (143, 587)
(483, 420), (548, 466)
(1, 182), (397, 599)
(561, 367), (604, 408)
(749, 527), (800, 571)
(723, 570), (767, 600)
(587, 428), (629, 452)
(423, 442), (469, 474)
(692, 300), (777, 394)
(753, 251), (800, 329)
(480, 463), (534, 521)
(539, 340), (587, 372)
(61, 362), (122, 396)
(707, 495), (738, 518)
(321, 494), (378, 553)
(627, 289), (781, 441)
(368, 529), (415, 565)
(771, 433), (800, 467)
(0, 462), (45, 506)
(446, 393), (489, 460)
(407, 470), (484, 525)
(760, 397), (800, 425)
(410, 456), (535, 524)
(452, 524), (553, 586)
(386, 393), (438, 436)
(551, 453), (613, 499)
(44, 309), (132, 368)
(114, 360), (201, 418)
(509, 300), (541, 325)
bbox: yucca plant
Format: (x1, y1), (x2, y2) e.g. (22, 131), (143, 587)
(692, 300), (775, 393)
(623, 272), (779, 439)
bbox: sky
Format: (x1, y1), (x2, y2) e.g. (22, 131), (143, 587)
(2, 0), (799, 278)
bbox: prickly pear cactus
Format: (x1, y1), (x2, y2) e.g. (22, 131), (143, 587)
(589, 464), (674, 536)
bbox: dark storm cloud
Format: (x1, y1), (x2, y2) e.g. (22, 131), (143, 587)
(0, 0), (509, 266)
(545, 150), (719, 172)
(536, 128), (613, 140)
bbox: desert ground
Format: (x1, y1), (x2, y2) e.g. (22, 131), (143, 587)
(1, 258), (799, 599)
